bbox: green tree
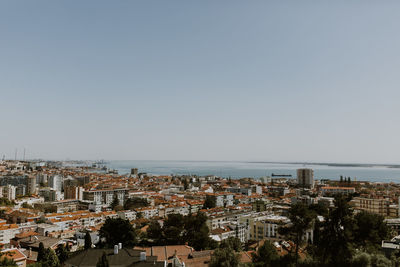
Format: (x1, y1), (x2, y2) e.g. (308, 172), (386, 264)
(0, 254), (17, 267)
(220, 237), (242, 252)
(390, 253), (400, 267)
(22, 202), (34, 209)
(96, 252), (109, 267)
(124, 197), (149, 210)
(281, 203), (316, 267)
(147, 213), (215, 250)
(352, 211), (389, 251)
(351, 251), (391, 267)
(163, 213), (185, 245)
(37, 242), (45, 262)
(99, 218), (137, 247)
(183, 212), (214, 250)
(203, 195), (216, 209)
(41, 248), (60, 267)
(210, 247), (239, 267)
(84, 232), (92, 250)
(147, 220), (163, 244)
(316, 196), (354, 266)
(55, 244), (69, 263)
(110, 195), (120, 210)
(252, 240), (279, 267)
(183, 179), (189, 190)
(351, 251), (371, 267)
(0, 198), (15, 207)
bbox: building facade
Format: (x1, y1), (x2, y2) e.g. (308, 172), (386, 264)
(297, 168), (314, 189)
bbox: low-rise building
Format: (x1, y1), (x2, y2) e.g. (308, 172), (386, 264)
(351, 197), (391, 217)
(321, 186), (355, 196)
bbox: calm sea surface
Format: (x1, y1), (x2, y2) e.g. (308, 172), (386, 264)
(105, 160), (400, 183)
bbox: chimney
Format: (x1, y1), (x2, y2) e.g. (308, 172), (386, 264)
(114, 245), (118, 255)
(118, 243), (122, 249)
(28, 248), (32, 258)
(140, 251), (146, 262)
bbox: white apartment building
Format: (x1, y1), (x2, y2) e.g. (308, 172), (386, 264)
(118, 210), (137, 221)
(83, 189), (128, 207)
(3, 185), (16, 200)
(0, 224), (19, 244)
(135, 207), (159, 219)
(48, 175), (63, 192)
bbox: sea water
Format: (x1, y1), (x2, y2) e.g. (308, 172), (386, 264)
(105, 160), (400, 183)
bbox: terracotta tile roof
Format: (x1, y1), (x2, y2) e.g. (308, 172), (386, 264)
(15, 231), (38, 239)
(0, 224), (18, 231)
(1, 248), (27, 261)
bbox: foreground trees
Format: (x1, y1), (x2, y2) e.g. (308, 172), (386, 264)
(252, 240), (279, 267)
(84, 232), (92, 250)
(55, 244), (70, 264)
(99, 218), (137, 247)
(283, 203), (316, 266)
(203, 195), (216, 209)
(279, 195), (391, 267)
(210, 237), (242, 267)
(210, 246), (240, 267)
(146, 212), (217, 250)
(96, 213), (216, 250)
(124, 197), (149, 210)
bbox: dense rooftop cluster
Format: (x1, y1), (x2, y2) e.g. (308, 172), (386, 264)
(0, 160), (399, 266)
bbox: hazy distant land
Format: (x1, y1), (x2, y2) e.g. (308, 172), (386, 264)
(248, 161), (400, 169)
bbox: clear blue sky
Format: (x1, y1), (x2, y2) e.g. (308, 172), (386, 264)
(1, 1), (400, 163)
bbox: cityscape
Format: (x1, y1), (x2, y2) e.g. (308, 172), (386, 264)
(2, 1), (400, 266)
(0, 160), (398, 266)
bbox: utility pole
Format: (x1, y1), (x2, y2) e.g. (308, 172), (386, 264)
(14, 148), (17, 161)
(23, 148), (26, 161)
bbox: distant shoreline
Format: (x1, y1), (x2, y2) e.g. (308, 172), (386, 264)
(51, 159), (400, 169)
(247, 161), (400, 169)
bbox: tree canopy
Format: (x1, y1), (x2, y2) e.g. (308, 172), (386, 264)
(99, 218), (137, 247)
(278, 195), (393, 267)
(84, 232), (92, 250)
(0, 254), (17, 267)
(252, 240), (279, 267)
(203, 195), (216, 209)
(210, 246), (240, 267)
(145, 212), (216, 251)
(123, 197), (149, 210)
(55, 244), (70, 264)
(41, 248), (60, 267)
(110, 195), (120, 210)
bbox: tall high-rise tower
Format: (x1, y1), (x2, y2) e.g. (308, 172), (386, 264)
(297, 168), (314, 189)
(27, 176), (37, 195)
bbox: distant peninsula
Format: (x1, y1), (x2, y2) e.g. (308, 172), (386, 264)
(247, 161), (400, 169)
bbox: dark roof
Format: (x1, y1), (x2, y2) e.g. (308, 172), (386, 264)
(18, 236), (62, 250)
(65, 248), (165, 267)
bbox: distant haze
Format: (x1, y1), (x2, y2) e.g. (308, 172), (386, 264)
(1, 1), (400, 163)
